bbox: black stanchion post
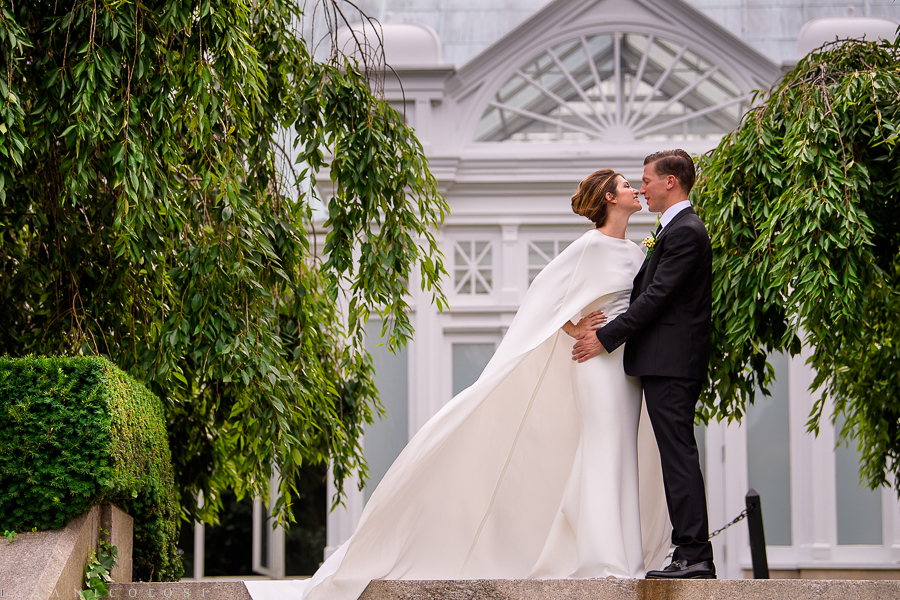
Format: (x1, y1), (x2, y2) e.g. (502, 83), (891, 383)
(746, 488), (769, 579)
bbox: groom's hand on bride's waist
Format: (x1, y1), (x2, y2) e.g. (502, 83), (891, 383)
(572, 331), (606, 362)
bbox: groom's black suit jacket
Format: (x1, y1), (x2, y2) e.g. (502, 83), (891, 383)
(596, 207), (712, 381)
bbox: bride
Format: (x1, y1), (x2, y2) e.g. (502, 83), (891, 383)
(247, 169), (671, 600)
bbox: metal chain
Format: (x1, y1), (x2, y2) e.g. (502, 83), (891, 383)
(664, 508), (750, 559)
(708, 507), (749, 540)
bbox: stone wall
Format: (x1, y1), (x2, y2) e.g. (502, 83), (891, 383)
(0, 504), (133, 600)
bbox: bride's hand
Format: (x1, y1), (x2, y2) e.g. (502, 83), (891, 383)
(563, 310), (606, 338)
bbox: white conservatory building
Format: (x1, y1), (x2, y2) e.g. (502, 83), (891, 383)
(185, 0), (900, 581)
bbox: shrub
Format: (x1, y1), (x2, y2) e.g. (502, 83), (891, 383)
(0, 356), (181, 581)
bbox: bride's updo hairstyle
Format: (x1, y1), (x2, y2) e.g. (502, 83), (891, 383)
(571, 169), (622, 228)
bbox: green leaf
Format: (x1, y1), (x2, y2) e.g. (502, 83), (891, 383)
(0, 0), (447, 540)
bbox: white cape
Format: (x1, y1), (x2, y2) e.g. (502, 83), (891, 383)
(247, 230), (671, 600)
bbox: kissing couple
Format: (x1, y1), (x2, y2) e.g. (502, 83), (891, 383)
(247, 149), (716, 600)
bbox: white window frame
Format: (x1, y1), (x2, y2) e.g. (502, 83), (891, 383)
(445, 228), (501, 306)
(518, 227), (583, 293)
(471, 31), (751, 144)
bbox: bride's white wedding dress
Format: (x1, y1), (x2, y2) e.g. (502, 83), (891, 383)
(246, 230), (671, 600)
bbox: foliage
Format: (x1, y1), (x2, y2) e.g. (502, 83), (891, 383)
(695, 35), (900, 493)
(0, 0), (447, 524)
(0, 356), (181, 580)
(3, 529), (15, 543)
(81, 538), (119, 600)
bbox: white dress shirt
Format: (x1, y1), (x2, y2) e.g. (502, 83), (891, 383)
(659, 200), (692, 231)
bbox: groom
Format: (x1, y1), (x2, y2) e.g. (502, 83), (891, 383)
(572, 149), (715, 579)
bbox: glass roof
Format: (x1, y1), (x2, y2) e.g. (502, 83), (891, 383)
(473, 32), (749, 143)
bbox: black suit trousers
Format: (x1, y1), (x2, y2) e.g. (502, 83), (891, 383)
(642, 375), (714, 564)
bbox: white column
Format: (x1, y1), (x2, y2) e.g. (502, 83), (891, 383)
(500, 224), (520, 306)
(325, 464), (364, 559)
(791, 345), (835, 563)
(193, 521), (205, 580)
(719, 419), (749, 579)
(193, 492), (205, 579)
(415, 227), (447, 430)
(704, 420), (725, 573)
(415, 97), (432, 153)
(889, 485), (900, 563)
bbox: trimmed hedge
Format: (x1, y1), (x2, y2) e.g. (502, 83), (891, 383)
(0, 356), (182, 581)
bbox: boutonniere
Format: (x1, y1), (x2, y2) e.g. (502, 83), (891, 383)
(641, 232), (657, 257)
(642, 215), (662, 258)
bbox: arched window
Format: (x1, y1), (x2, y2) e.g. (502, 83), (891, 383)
(474, 32), (750, 142)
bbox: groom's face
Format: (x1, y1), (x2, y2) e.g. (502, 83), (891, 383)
(640, 162), (671, 213)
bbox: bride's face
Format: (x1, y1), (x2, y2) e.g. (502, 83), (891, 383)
(610, 176), (642, 215)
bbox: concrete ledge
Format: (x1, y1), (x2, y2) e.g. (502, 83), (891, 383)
(748, 568), (900, 580)
(358, 579), (900, 600)
(0, 505), (99, 600)
(0, 504), (134, 600)
(105, 583), (251, 600)
(95, 579), (900, 600)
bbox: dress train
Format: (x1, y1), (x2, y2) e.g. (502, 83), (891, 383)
(246, 230), (671, 600)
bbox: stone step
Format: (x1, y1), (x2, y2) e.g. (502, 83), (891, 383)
(104, 578), (900, 600)
(105, 582), (251, 600)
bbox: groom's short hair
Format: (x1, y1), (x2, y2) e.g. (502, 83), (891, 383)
(644, 150), (695, 194)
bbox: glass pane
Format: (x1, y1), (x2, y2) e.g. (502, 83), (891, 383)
(584, 33), (614, 80)
(474, 33), (746, 143)
(521, 53), (565, 93)
(746, 352), (792, 546)
(473, 106), (500, 141)
(511, 118), (567, 141)
(835, 413), (882, 545)
(500, 75), (545, 111)
(551, 39), (581, 64)
(260, 509), (269, 569)
(693, 73), (737, 107)
(529, 242), (553, 267)
(284, 463), (327, 576)
(475, 277), (489, 294)
(453, 343), (495, 396)
(453, 267), (466, 287)
(620, 34), (649, 109)
(178, 522), (195, 577)
(574, 35), (612, 125)
(641, 38), (682, 90)
(673, 49), (710, 87)
(534, 241), (554, 258)
(205, 491), (254, 575)
(554, 39), (594, 98)
(455, 272), (471, 294)
(640, 109), (744, 142)
(364, 326), (409, 503)
(529, 241), (573, 286)
(478, 268), (492, 291)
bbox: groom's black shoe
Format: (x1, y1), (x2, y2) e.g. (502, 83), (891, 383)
(645, 559), (716, 579)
